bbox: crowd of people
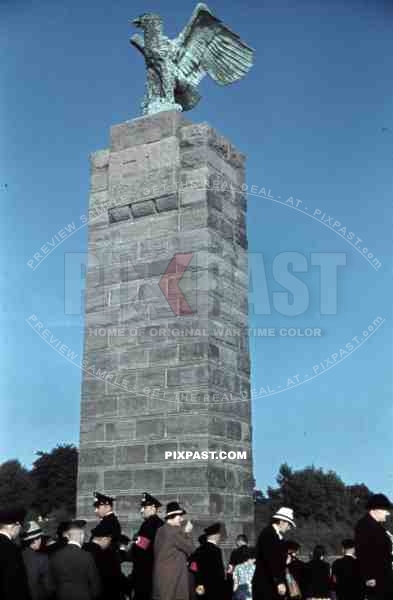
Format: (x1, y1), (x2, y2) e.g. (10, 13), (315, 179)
(0, 490), (392, 600)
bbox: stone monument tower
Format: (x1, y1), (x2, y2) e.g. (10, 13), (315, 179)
(77, 3), (255, 547)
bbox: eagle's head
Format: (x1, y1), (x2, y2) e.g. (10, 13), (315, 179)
(132, 13), (163, 30)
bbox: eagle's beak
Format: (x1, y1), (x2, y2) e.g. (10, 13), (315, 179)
(132, 17), (142, 27)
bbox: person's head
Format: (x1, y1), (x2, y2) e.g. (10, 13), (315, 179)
(0, 508), (26, 540)
(236, 534), (248, 548)
(271, 507), (296, 534)
(367, 494), (391, 523)
(341, 538), (355, 556)
(285, 540), (301, 559)
(140, 493), (162, 520)
(204, 522), (222, 545)
(92, 534), (112, 550)
(93, 492), (115, 518)
(165, 502), (186, 526)
(312, 544), (326, 561)
(247, 547), (256, 563)
(21, 520), (43, 551)
(90, 520), (113, 550)
(62, 520), (87, 546)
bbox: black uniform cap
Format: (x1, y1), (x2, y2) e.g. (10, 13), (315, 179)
(0, 507), (26, 525)
(93, 491), (115, 507)
(141, 492), (162, 508)
(204, 522), (222, 536)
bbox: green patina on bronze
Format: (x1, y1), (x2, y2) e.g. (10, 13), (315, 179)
(130, 3), (254, 116)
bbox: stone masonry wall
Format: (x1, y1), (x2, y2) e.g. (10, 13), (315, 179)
(77, 110), (254, 548)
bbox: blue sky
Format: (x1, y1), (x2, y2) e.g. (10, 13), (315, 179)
(1, 0), (392, 495)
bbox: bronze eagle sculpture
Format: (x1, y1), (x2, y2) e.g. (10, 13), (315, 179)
(130, 3), (254, 116)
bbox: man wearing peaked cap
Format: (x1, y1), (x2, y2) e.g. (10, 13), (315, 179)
(21, 521), (54, 600)
(252, 507), (296, 600)
(355, 493), (393, 600)
(189, 522), (227, 600)
(93, 491), (121, 544)
(49, 519), (101, 600)
(0, 507), (31, 600)
(130, 492), (164, 600)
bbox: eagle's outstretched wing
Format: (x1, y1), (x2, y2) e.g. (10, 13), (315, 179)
(174, 3), (254, 88)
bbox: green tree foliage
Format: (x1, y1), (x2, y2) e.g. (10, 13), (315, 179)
(30, 445), (78, 517)
(0, 460), (34, 508)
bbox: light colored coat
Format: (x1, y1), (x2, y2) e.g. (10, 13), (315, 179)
(153, 523), (194, 600)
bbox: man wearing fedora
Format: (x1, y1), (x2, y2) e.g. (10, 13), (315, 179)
(21, 521), (54, 600)
(49, 519), (101, 600)
(355, 493), (393, 600)
(131, 492), (164, 600)
(0, 507), (31, 600)
(190, 522), (228, 600)
(252, 506), (296, 600)
(152, 501), (194, 600)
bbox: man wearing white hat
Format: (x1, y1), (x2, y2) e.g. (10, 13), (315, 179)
(252, 507), (296, 600)
(21, 521), (54, 600)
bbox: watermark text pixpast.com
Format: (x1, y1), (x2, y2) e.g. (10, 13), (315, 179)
(165, 450), (247, 460)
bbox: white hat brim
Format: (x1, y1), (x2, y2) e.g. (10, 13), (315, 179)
(273, 514), (296, 527)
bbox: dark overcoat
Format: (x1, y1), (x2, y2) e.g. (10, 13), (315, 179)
(152, 523), (194, 600)
(131, 514), (164, 600)
(0, 533), (32, 600)
(100, 513), (122, 545)
(84, 540), (126, 600)
(331, 555), (365, 600)
(191, 540), (227, 600)
(304, 558), (331, 598)
(355, 514), (393, 600)
(22, 546), (54, 600)
(49, 543), (101, 600)
(252, 525), (286, 600)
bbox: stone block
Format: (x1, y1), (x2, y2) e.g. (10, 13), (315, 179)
(78, 471), (100, 493)
(167, 415), (209, 436)
(110, 111), (184, 150)
(165, 467), (208, 489)
(131, 200), (156, 218)
(80, 397), (118, 419)
(79, 447), (115, 468)
(147, 442), (177, 463)
(155, 194), (178, 212)
(80, 422), (105, 443)
(109, 205), (132, 223)
(227, 420), (242, 441)
(104, 469), (133, 490)
(115, 445), (146, 465)
(105, 421), (135, 441)
(134, 468), (164, 490)
(208, 467), (227, 489)
(135, 418), (165, 439)
(118, 394), (150, 416)
(167, 365), (209, 387)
